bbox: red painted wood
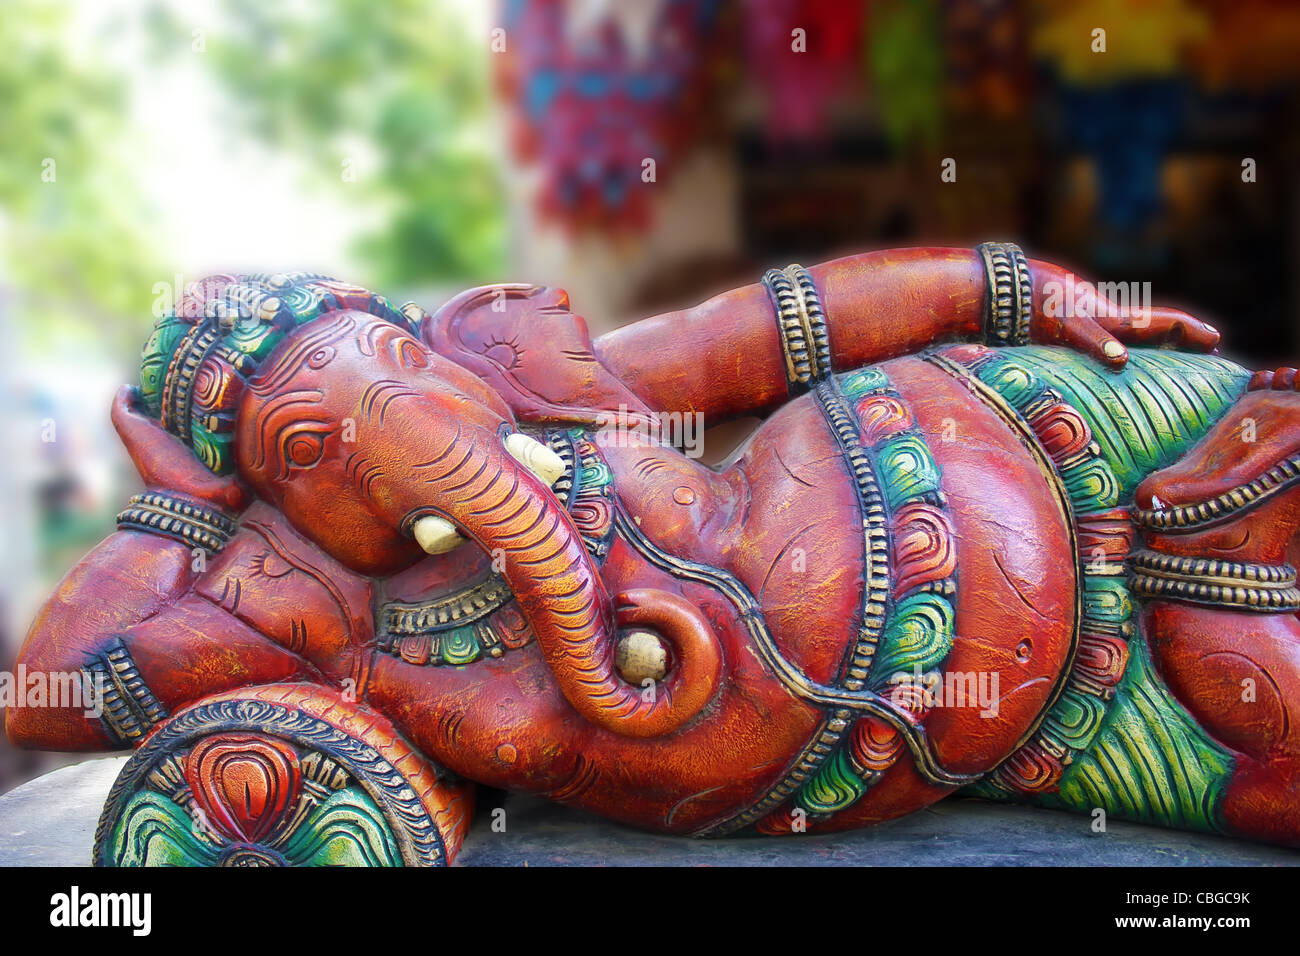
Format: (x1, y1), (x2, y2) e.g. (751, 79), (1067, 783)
(8, 248), (1297, 855)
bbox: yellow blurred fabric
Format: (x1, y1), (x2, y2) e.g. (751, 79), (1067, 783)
(1032, 0), (1209, 84)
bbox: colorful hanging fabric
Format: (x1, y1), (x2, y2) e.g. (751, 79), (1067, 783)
(496, 0), (724, 232)
(866, 0), (944, 151)
(940, 0), (1031, 120)
(1031, 0), (1209, 87)
(1032, 0), (1207, 235)
(743, 0), (868, 146)
(1192, 0), (1300, 91)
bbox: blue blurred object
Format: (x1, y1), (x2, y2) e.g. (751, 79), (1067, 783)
(1060, 78), (1188, 234)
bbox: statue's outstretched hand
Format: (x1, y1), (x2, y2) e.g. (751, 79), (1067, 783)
(111, 385), (249, 513)
(1028, 262), (1221, 370)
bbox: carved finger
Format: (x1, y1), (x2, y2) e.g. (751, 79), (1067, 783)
(1054, 317), (1129, 371)
(1146, 307), (1220, 352)
(111, 385), (249, 512)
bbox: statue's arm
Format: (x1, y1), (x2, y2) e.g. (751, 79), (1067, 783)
(592, 246), (1219, 422)
(6, 388), (248, 749)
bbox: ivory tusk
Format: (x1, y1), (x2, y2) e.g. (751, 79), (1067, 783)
(504, 432), (566, 487)
(413, 514), (465, 555)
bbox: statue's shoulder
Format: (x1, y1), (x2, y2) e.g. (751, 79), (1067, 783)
(418, 284), (656, 427)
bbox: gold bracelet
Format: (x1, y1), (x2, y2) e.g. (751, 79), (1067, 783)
(976, 241), (1032, 347)
(116, 492), (237, 553)
(762, 264), (833, 394)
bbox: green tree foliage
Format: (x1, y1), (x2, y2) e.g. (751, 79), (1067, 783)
(146, 0), (506, 287)
(0, 1), (166, 351)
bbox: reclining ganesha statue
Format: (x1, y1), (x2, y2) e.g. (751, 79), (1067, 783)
(8, 243), (1300, 865)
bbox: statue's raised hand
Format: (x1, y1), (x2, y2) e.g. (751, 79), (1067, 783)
(111, 384), (249, 513)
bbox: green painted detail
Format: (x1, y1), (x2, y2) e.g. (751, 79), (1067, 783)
(1060, 457), (1120, 511)
(578, 460), (612, 489)
(277, 788), (402, 866)
(978, 359), (1042, 405)
(991, 347), (1249, 500)
(1084, 577), (1134, 624)
(138, 316), (191, 418)
(108, 783), (402, 867)
(870, 592), (956, 686)
(1038, 636), (1235, 833)
(441, 626), (480, 666)
(110, 791), (221, 866)
(956, 346), (1244, 830)
(225, 314), (289, 362)
(1040, 689), (1109, 751)
(840, 367), (890, 400)
(190, 422), (235, 475)
(279, 283), (325, 321)
(568, 427), (614, 500)
(795, 747), (866, 815)
(876, 434), (942, 508)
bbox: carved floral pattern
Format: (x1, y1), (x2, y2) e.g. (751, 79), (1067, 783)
(96, 689), (464, 867)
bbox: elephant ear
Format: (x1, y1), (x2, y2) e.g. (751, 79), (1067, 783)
(421, 284), (659, 431)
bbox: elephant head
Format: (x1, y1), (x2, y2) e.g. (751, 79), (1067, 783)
(229, 309), (719, 738)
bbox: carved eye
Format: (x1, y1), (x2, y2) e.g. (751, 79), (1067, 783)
(276, 421), (333, 472)
(398, 338), (430, 369)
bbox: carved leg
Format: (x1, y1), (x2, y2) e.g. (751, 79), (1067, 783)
(1144, 603), (1300, 847)
(71, 595), (316, 750)
(94, 684), (473, 867)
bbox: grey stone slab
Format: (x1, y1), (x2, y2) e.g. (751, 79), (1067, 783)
(455, 795), (1300, 867)
(1, 758), (1296, 866)
(0, 756), (125, 867)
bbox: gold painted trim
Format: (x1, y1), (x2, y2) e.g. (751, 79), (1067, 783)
(763, 265), (833, 393)
(1130, 549), (1300, 612)
(976, 242), (1032, 347)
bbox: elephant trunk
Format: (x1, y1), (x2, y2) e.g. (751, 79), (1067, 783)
(385, 416), (718, 738)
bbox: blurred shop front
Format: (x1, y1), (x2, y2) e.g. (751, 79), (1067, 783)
(494, 0), (1300, 369)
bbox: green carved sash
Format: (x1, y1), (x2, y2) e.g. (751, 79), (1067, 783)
(957, 345), (1249, 834)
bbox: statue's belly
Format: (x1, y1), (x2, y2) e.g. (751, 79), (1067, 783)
(731, 342), (1250, 834)
(712, 355), (1079, 833)
(880, 356), (1079, 774)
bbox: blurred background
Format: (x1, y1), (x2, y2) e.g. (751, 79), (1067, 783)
(1, 0), (1298, 791)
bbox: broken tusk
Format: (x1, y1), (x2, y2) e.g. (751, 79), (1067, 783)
(616, 629), (669, 685)
(413, 514), (465, 555)
(504, 432), (566, 487)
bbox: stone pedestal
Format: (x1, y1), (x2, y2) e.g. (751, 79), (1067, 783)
(1, 758), (1295, 866)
